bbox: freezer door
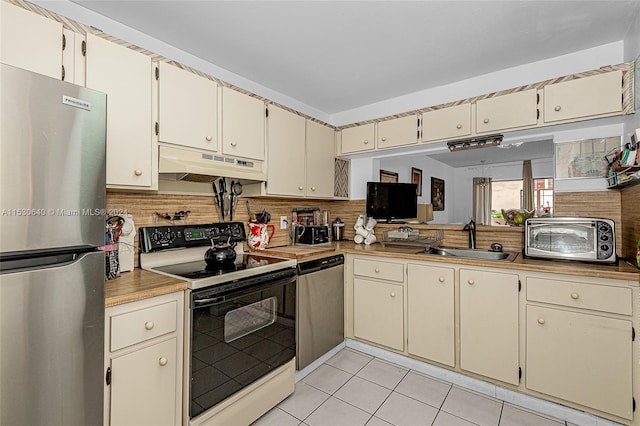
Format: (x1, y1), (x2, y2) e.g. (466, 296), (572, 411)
(0, 64), (107, 253)
(0, 251), (105, 426)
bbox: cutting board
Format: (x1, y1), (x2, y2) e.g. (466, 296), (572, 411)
(262, 245), (337, 260)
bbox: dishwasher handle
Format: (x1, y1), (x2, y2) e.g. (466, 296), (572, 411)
(297, 254), (344, 275)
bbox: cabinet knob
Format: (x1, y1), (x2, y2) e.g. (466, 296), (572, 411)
(554, 105), (562, 112)
(438, 276), (445, 282)
(381, 137), (387, 142)
(363, 140), (369, 144)
(205, 135), (212, 142)
(570, 292), (580, 300)
(144, 321), (154, 330)
(390, 292), (396, 298)
(374, 268), (380, 273)
(134, 169), (143, 176)
(537, 318), (545, 325)
(310, 186), (316, 191)
(467, 279), (475, 285)
(158, 357), (168, 366)
(456, 124), (462, 129)
(298, 186), (303, 191)
(483, 119), (489, 124)
(230, 141), (237, 147)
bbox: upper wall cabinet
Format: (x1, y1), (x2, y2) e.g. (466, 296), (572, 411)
(543, 70), (623, 123)
(85, 34), (154, 189)
(340, 123), (375, 154)
(1, 3), (63, 80)
(377, 115), (419, 149)
(305, 119), (335, 198)
(476, 89), (538, 134)
(421, 103), (472, 143)
(157, 62), (218, 151)
(221, 87), (265, 161)
(267, 105), (306, 197)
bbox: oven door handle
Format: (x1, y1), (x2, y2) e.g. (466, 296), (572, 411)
(193, 296), (225, 307)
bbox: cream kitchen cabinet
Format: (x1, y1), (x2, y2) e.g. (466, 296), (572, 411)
(377, 115), (418, 149)
(222, 87), (265, 161)
(266, 105), (306, 196)
(459, 268), (519, 385)
(157, 62), (218, 151)
(340, 123), (375, 154)
(305, 119), (335, 198)
(525, 274), (633, 421)
(543, 70), (623, 123)
(1, 2), (64, 80)
(352, 257), (404, 351)
(85, 34), (155, 189)
(475, 89), (538, 134)
(421, 103), (472, 143)
(407, 263), (455, 367)
(104, 291), (184, 426)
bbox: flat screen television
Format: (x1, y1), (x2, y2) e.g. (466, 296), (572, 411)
(366, 182), (418, 223)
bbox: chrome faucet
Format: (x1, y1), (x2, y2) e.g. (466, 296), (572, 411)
(463, 218), (476, 249)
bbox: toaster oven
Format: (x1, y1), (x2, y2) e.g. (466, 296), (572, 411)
(524, 217), (616, 263)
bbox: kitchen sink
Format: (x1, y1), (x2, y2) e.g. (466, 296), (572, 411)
(422, 247), (518, 262)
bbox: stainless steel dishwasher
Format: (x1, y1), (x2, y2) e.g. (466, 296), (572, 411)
(296, 254), (345, 370)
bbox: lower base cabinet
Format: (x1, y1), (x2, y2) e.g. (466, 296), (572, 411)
(407, 263), (455, 367)
(526, 305), (633, 420)
(459, 268), (519, 385)
(105, 291), (184, 426)
(353, 277), (404, 351)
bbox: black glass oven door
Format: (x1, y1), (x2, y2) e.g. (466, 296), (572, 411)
(189, 275), (296, 419)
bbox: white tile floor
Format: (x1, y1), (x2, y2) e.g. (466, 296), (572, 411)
(253, 348), (574, 426)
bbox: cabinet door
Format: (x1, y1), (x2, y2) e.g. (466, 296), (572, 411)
(222, 87), (265, 160)
(377, 115), (418, 149)
(158, 62), (217, 151)
(1, 3), (63, 79)
(543, 71), (623, 123)
(407, 264), (454, 367)
(306, 120), (335, 198)
(421, 103), (471, 142)
(86, 34), (153, 188)
(476, 89), (538, 133)
(340, 123), (375, 154)
(353, 278), (404, 351)
(526, 306), (632, 420)
(110, 338), (178, 426)
(459, 268), (519, 385)
(266, 105), (306, 196)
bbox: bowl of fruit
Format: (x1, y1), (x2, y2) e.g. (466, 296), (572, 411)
(501, 209), (535, 226)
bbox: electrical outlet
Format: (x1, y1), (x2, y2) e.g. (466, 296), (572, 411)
(280, 216), (288, 230)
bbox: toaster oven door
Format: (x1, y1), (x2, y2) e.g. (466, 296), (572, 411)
(526, 222), (598, 260)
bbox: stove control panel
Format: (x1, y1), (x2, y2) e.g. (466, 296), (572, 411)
(139, 222), (247, 253)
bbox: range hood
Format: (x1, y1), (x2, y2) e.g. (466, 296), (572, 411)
(158, 145), (266, 183)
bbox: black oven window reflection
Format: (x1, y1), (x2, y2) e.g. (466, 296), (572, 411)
(190, 284), (295, 418)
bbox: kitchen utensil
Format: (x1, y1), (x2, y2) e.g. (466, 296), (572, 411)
(255, 210), (271, 223)
(247, 222), (275, 250)
(332, 217), (345, 241)
(229, 180), (235, 221)
(246, 200), (253, 222)
(204, 237), (237, 266)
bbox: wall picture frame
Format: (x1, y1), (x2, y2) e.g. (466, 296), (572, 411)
(380, 169), (399, 183)
(431, 177), (445, 211)
(411, 167), (422, 196)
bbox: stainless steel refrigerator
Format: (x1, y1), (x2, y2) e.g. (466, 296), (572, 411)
(0, 63), (107, 426)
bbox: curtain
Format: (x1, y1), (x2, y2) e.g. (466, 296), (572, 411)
(472, 177), (492, 225)
(522, 160), (534, 211)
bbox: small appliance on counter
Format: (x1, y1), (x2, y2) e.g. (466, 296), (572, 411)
(332, 217), (346, 241)
(524, 217), (616, 264)
(297, 225), (330, 245)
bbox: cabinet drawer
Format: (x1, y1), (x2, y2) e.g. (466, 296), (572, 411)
(110, 301), (178, 351)
(526, 277), (631, 315)
(353, 258), (404, 282)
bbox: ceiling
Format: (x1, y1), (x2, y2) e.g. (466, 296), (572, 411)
(68, 1), (640, 115)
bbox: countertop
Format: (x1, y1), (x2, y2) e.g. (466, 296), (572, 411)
(106, 241), (639, 307)
(105, 268), (188, 308)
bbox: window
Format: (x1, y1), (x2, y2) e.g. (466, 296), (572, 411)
(491, 178), (553, 225)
